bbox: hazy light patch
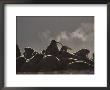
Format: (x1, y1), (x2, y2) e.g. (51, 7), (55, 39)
(55, 23), (94, 43)
(70, 23), (94, 42)
(56, 31), (69, 42)
(51, 22), (94, 57)
(70, 28), (87, 42)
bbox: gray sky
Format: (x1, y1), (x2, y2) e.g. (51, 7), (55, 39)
(17, 16), (94, 56)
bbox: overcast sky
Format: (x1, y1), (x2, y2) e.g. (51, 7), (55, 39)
(17, 16), (94, 56)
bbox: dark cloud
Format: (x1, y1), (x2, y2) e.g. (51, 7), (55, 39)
(17, 16), (94, 56)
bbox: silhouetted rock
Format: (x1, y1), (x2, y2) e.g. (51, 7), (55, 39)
(67, 61), (91, 70)
(45, 40), (59, 56)
(16, 40), (94, 73)
(73, 49), (90, 61)
(39, 55), (60, 71)
(16, 56), (26, 72)
(23, 47), (35, 59)
(21, 52), (43, 72)
(16, 44), (21, 58)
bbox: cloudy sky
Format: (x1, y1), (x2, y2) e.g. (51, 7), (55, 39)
(17, 16), (94, 56)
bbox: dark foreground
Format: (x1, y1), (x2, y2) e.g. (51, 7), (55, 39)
(17, 70), (94, 74)
(16, 40), (94, 74)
